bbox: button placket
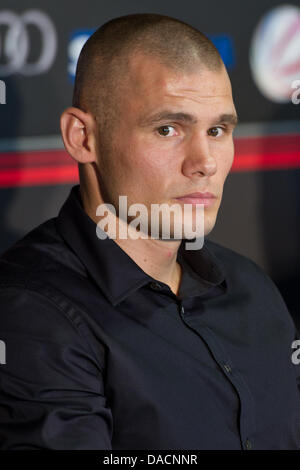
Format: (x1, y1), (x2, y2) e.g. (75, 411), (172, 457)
(223, 363), (232, 373)
(245, 438), (252, 450)
(178, 301), (185, 318)
(149, 282), (162, 291)
(182, 324), (256, 449)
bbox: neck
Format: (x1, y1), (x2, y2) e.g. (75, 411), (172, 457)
(114, 236), (183, 296)
(80, 182), (183, 296)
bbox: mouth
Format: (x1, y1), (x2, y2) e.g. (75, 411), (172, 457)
(174, 192), (217, 207)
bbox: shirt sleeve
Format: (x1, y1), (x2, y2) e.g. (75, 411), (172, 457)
(0, 286), (113, 450)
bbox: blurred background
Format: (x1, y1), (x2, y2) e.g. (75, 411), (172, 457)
(0, 0), (299, 330)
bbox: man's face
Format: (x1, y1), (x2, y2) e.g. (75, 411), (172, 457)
(95, 54), (237, 239)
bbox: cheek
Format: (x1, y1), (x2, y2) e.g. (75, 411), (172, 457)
(218, 142), (235, 176)
(130, 141), (174, 178)
(111, 146), (171, 203)
(223, 153), (234, 175)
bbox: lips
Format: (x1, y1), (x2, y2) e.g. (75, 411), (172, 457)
(174, 192), (216, 207)
(177, 192), (215, 198)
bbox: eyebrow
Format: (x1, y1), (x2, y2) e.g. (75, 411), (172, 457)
(139, 110), (239, 128)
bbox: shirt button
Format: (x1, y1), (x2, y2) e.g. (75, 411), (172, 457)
(150, 282), (162, 290)
(245, 439), (252, 450)
(223, 363), (232, 373)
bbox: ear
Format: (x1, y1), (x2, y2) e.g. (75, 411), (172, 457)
(60, 107), (98, 164)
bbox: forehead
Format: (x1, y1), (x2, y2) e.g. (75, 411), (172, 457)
(124, 53), (234, 115)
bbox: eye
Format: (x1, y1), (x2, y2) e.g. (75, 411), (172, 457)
(156, 125), (177, 137)
(207, 126), (224, 137)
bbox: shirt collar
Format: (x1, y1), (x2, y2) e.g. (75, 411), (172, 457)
(56, 185), (227, 306)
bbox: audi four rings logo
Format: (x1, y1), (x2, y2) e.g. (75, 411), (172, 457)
(0, 9), (57, 76)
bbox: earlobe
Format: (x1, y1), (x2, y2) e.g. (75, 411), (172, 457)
(60, 107), (97, 164)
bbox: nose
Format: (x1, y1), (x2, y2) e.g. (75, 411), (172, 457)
(181, 133), (217, 178)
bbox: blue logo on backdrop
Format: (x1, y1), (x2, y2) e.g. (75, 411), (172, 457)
(209, 35), (235, 69)
(68, 30), (235, 81)
(68, 29), (95, 82)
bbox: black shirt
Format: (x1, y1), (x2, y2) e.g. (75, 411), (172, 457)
(0, 184), (299, 450)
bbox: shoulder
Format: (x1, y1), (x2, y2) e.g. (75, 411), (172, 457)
(0, 285), (80, 343)
(0, 217), (89, 339)
(0, 217), (85, 287)
(205, 238), (295, 328)
(0, 221), (105, 374)
(205, 238), (274, 286)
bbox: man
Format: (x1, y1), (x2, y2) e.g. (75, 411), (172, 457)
(0, 13), (299, 450)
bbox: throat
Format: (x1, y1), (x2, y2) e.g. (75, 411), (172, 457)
(169, 262), (182, 296)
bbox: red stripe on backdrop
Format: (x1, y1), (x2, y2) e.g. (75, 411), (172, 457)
(0, 165), (78, 187)
(0, 150), (71, 168)
(0, 133), (299, 187)
(232, 133), (300, 171)
(233, 133), (300, 154)
(231, 152), (300, 171)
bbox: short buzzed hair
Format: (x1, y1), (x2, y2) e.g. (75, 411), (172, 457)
(72, 13), (224, 135)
